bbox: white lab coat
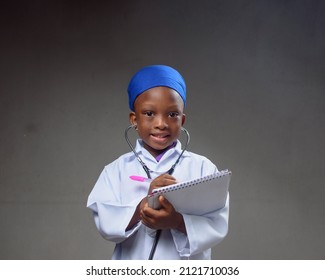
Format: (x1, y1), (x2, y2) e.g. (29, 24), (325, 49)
(87, 140), (229, 260)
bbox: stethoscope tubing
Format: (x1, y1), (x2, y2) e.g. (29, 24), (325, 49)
(124, 125), (190, 178)
(124, 125), (190, 259)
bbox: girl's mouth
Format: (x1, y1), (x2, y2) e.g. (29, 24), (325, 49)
(150, 134), (170, 143)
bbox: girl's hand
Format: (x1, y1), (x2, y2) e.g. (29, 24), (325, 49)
(147, 173), (177, 195)
(140, 196), (186, 234)
(139, 173), (176, 210)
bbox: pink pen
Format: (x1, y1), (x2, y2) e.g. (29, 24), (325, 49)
(129, 175), (152, 182)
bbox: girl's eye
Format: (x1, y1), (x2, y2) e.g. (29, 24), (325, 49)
(144, 111), (154, 117)
(169, 112), (179, 118)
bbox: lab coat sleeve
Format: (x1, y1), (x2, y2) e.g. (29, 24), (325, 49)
(171, 193), (229, 257)
(170, 156), (229, 257)
(87, 164), (142, 244)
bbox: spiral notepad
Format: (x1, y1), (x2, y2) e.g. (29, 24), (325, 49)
(147, 169), (231, 215)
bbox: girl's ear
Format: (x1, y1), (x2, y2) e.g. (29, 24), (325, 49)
(129, 112), (137, 127)
(181, 113), (186, 126)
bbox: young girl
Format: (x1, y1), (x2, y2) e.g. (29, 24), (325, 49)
(87, 65), (229, 259)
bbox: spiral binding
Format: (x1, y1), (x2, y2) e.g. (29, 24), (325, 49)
(152, 169), (231, 195)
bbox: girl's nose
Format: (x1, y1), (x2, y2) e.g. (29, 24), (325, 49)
(154, 115), (168, 129)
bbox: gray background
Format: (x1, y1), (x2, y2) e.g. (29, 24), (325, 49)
(0, 0), (324, 259)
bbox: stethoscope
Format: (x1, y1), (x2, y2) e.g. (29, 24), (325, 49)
(124, 125), (190, 259)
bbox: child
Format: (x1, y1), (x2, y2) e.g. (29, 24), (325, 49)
(87, 65), (229, 260)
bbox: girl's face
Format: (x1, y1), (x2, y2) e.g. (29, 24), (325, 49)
(129, 86), (186, 158)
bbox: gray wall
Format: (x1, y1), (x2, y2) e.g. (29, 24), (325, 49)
(0, 0), (324, 259)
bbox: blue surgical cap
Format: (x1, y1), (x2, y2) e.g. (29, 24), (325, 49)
(127, 65), (186, 111)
